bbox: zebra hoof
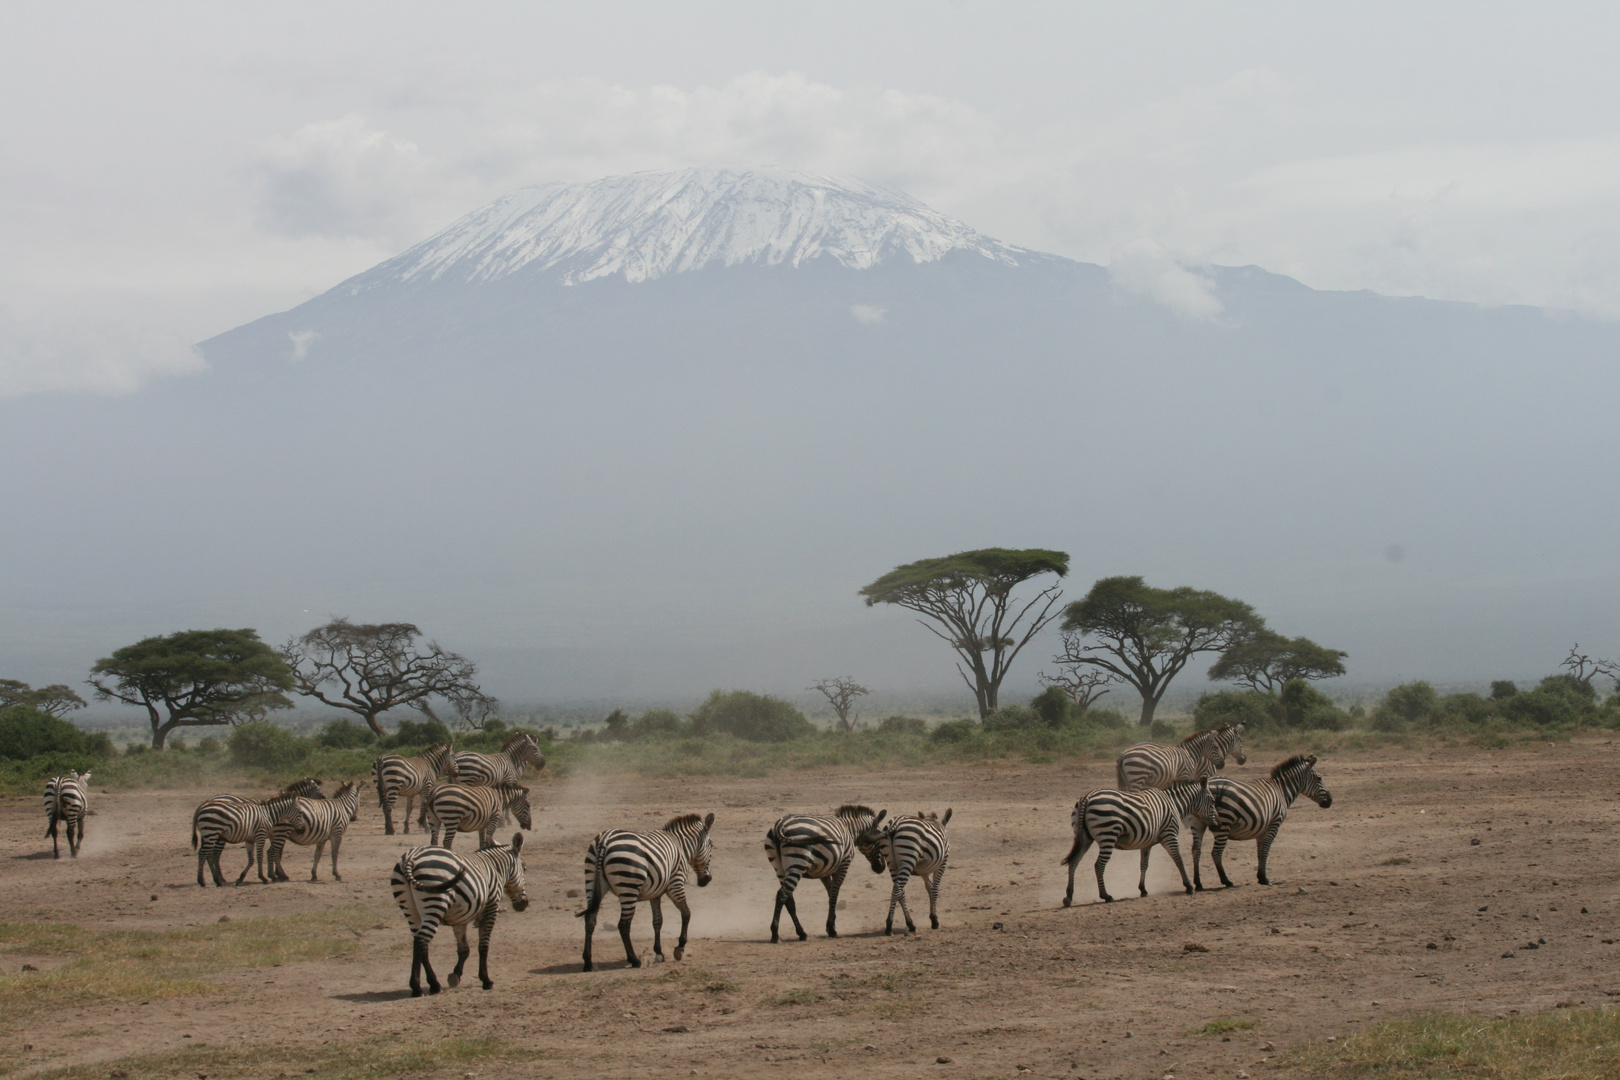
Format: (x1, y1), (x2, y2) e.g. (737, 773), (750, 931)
(1101, 895), (1114, 903)
(582, 963), (593, 973)
(1062, 897), (1072, 908)
(427, 984), (441, 995)
(796, 931), (808, 942)
(480, 980), (493, 990)
(448, 973), (460, 988)
(930, 918), (939, 929)
(884, 927), (894, 936)
(825, 930), (837, 939)
(410, 987), (423, 998)
(673, 947), (684, 961)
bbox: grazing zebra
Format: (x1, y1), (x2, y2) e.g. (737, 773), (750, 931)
(764, 805), (887, 942)
(390, 833), (530, 997)
(267, 780), (365, 882)
(450, 732), (546, 787)
(43, 771), (91, 859)
(191, 778), (325, 887)
(1115, 724), (1246, 791)
(425, 783), (532, 849)
(374, 743), (455, 836)
(1061, 779), (1213, 905)
(1191, 754), (1333, 889)
(577, 812), (715, 971)
(858, 809), (952, 935)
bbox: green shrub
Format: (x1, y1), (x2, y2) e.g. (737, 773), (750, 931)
(631, 709), (686, 740)
(1432, 692), (1495, 726)
(1029, 686), (1072, 728)
(602, 709), (629, 740)
(196, 736), (222, 755)
(689, 690), (814, 742)
(228, 722), (313, 769)
(0, 705), (113, 761)
(1383, 681), (1439, 722)
(1489, 680), (1518, 700)
(877, 715), (927, 735)
(316, 718), (376, 749)
(1079, 707), (1128, 729)
(1148, 719), (1178, 740)
(1499, 684), (1593, 726)
(930, 719), (978, 744)
(1193, 689), (1279, 731)
(1279, 679), (1344, 730)
(379, 717), (451, 750)
(983, 704), (1041, 732)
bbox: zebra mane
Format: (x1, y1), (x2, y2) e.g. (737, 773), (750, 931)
(663, 812), (708, 832)
(1271, 754), (1314, 779)
(1178, 727), (1218, 746)
(833, 804), (877, 819)
(503, 732), (537, 751)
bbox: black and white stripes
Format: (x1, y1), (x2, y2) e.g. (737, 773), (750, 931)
(43, 771), (90, 859)
(1061, 780), (1212, 905)
(862, 809), (952, 935)
(764, 805), (886, 942)
(426, 782), (532, 849)
(1192, 754), (1333, 889)
(391, 833), (529, 996)
(1115, 724), (1246, 791)
(450, 733), (546, 788)
(374, 743), (455, 836)
(267, 780), (365, 882)
(578, 812), (715, 971)
(191, 777), (325, 887)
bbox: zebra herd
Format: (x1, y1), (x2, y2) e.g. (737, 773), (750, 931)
(38, 723), (1333, 997)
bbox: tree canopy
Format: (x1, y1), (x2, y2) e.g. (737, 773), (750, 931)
(88, 628), (295, 749)
(0, 679), (87, 717)
(860, 548), (1069, 719)
(1058, 576), (1264, 725)
(1207, 630), (1347, 693)
(280, 618), (492, 736)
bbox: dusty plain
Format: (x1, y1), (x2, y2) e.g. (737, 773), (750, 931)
(3, 742), (1620, 1079)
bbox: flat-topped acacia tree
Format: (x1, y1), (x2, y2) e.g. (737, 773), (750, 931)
(860, 548), (1069, 720)
(1207, 631), (1347, 694)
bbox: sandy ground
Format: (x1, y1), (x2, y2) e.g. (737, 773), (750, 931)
(4, 742), (1620, 1079)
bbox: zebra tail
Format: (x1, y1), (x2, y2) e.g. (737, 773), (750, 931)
(190, 806), (200, 851)
(1115, 756), (1128, 789)
(576, 841), (607, 919)
(1061, 798), (1091, 868)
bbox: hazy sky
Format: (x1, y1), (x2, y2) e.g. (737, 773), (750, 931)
(4, 2), (1620, 398)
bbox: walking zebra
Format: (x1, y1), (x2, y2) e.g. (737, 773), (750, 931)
(450, 732), (545, 787)
(267, 780), (365, 882)
(764, 805), (887, 942)
(1115, 724), (1246, 791)
(425, 783), (532, 849)
(1191, 754), (1333, 889)
(1061, 779), (1213, 905)
(390, 833), (529, 997)
(43, 771), (91, 859)
(858, 809), (952, 935)
(191, 778), (324, 886)
(577, 812), (715, 971)
(374, 743), (454, 835)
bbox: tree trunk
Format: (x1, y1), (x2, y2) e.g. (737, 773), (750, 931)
(364, 711), (387, 736)
(152, 722), (173, 750)
(1138, 696), (1157, 726)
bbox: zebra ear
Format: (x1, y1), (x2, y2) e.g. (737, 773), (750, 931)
(703, 812), (715, 830)
(941, 808), (953, 826)
(1235, 723), (1245, 733)
(511, 833), (524, 853)
(873, 809), (887, 827)
(81, 772), (91, 784)
(1307, 754), (1318, 765)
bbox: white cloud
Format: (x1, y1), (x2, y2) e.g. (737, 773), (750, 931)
(252, 114), (434, 244)
(0, 304), (205, 398)
(1106, 240), (1224, 320)
(287, 329), (319, 361)
(850, 304), (886, 325)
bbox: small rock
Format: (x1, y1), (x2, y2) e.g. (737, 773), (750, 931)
(1427, 942), (1438, 949)
(1503, 951), (1516, 958)
(21, 964), (37, 972)
(1479, 906), (1489, 912)
(863, 1045), (876, 1051)
(1523, 942), (1539, 950)
(662, 1025), (689, 1033)
(566, 889), (581, 898)
(217, 915), (230, 923)
(1238, 1072), (1250, 1079)
(1582, 907), (1590, 914)
(1261, 1043), (1275, 1052)
(1184, 942), (1209, 953)
(1125, 1030), (1132, 1037)
(1326, 1036), (1337, 1043)
(1539, 937), (1547, 944)
(1295, 887), (1307, 895)
(1269, 926), (1280, 935)
(150, 895), (158, 901)
(937, 1056), (952, 1064)
(992, 922), (1004, 930)
(1470, 837), (1482, 846)
(1371, 1000), (1381, 1006)
(110, 1072), (129, 1079)
(1556, 1000), (1576, 1008)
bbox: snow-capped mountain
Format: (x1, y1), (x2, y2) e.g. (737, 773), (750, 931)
(351, 167), (1026, 289)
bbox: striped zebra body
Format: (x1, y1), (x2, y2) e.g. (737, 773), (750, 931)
(764, 805), (886, 942)
(861, 809), (951, 935)
(191, 778), (324, 887)
(1115, 724), (1246, 791)
(450, 733), (545, 787)
(426, 783), (532, 849)
(390, 834), (529, 996)
(1191, 754), (1332, 889)
(578, 812), (715, 971)
(1061, 780), (1213, 905)
(374, 743), (454, 836)
(44, 771), (91, 859)
(268, 781), (365, 882)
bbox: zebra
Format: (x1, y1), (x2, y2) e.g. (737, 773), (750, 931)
(1191, 754), (1333, 889)
(267, 780), (365, 882)
(44, 771), (91, 859)
(191, 778), (324, 886)
(858, 809), (952, 935)
(450, 732), (546, 787)
(425, 782), (532, 849)
(373, 743), (455, 836)
(390, 833), (529, 997)
(1114, 723), (1246, 791)
(764, 805), (887, 942)
(577, 812), (715, 971)
(1061, 779), (1214, 905)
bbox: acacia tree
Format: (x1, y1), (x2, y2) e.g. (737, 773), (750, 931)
(281, 618), (490, 736)
(88, 628), (295, 749)
(1036, 666), (1116, 713)
(861, 548), (1069, 719)
(1208, 631), (1348, 694)
(1561, 643), (1619, 691)
(0, 680), (87, 717)
(809, 677), (870, 732)
(1058, 576), (1264, 726)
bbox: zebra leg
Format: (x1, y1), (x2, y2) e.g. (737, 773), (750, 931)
(581, 894), (600, 973)
(926, 863), (946, 929)
(671, 885), (693, 961)
(650, 896), (665, 961)
(476, 903), (499, 990)
(382, 790), (397, 836)
(1212, 830), (1235, 888)
(254, 829), (269, 884)
(1191, 820), (1207, 891)
(823, 862), (850, 938)
(411, 928), (441, 997)
(888, 867), (916, 934)
(617, 896), (641, 968)
(1094, 838), (1117, 902)
(442, 821), (458, 850)
(47, 812), (60, 859)
(448, 922), (471, 988)
(329, 831), (344, 882)
(1256, 823), (1283, 885)
(401, 792), (413, 836)
(1160, 831), (1194, 895)
(310, 840), (326, 881)
(234, 839), (257, 885)
(267, 834), (288, 882)
(1063, 832), (1093, 908)
(1138, 848), (1152, 897)
(69, 817), (82, 857)
(196, 837), (212, 886)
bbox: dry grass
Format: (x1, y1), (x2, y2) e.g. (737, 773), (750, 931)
(21, 1035), (535, 1080)
(1194, 1018), (1259, 1036)
(0, 907), (380, 1019)
(1290, 1008), (1620, 1079)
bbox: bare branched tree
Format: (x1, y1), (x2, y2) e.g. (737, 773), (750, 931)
(280, 618), (489, 736)
(1562, 643), (1620, 691)
(1037, 665), (1116, 713)
(808, 677), (871, 732)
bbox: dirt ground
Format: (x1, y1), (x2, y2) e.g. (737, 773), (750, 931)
(4, 742), (1620, 1079)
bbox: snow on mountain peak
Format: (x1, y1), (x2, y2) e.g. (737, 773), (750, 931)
(360, 167), (1025, 287)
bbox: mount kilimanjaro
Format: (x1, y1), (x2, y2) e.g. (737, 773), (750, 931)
(3, 168), (1617, 701)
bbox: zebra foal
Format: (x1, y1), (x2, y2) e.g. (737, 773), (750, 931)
(191, 777), (324, 886)
(764, 805), (886, 942)
(1115, 723), (1246, 791)
(450, 732), (545, 787)
(578, 812), (715, 971)
(373, 742), (454, 835)
(391, 833), (529, 996)
(267, 780), (364, 882)
(858, 809), (952, 935)
(426, 782), (532, 849)
(1192, 754), (1333, 889)
(43, 771), (91, 859)
(1061, 780), (1213, 905)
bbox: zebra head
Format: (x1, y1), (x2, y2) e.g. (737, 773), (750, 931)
(1220, 723), (1247, 766)
(691, 812), (716, 888)
(333, 780), (365, 821)
(852, 809), (889, 873)
(282, 777), (325, 799)
(504, 732), (546, 772)
(424, 742), (456, 775)
(504, 785), (533, 830)
(1300, 755), (1332, 808)
(1273, 754), (1332, 808)
(504, 833), (530, 912)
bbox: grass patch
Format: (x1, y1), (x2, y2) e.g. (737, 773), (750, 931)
(769, 987), (824, 1006)
(23, 1035), (535, 1080)
(1194, 1018), (1259, 1036)
(1380, 857), (1412, 866)
(0, 907), (381, 1021)
(1289, 1008), (1620, 1079)
(657, 967), (737, 993)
